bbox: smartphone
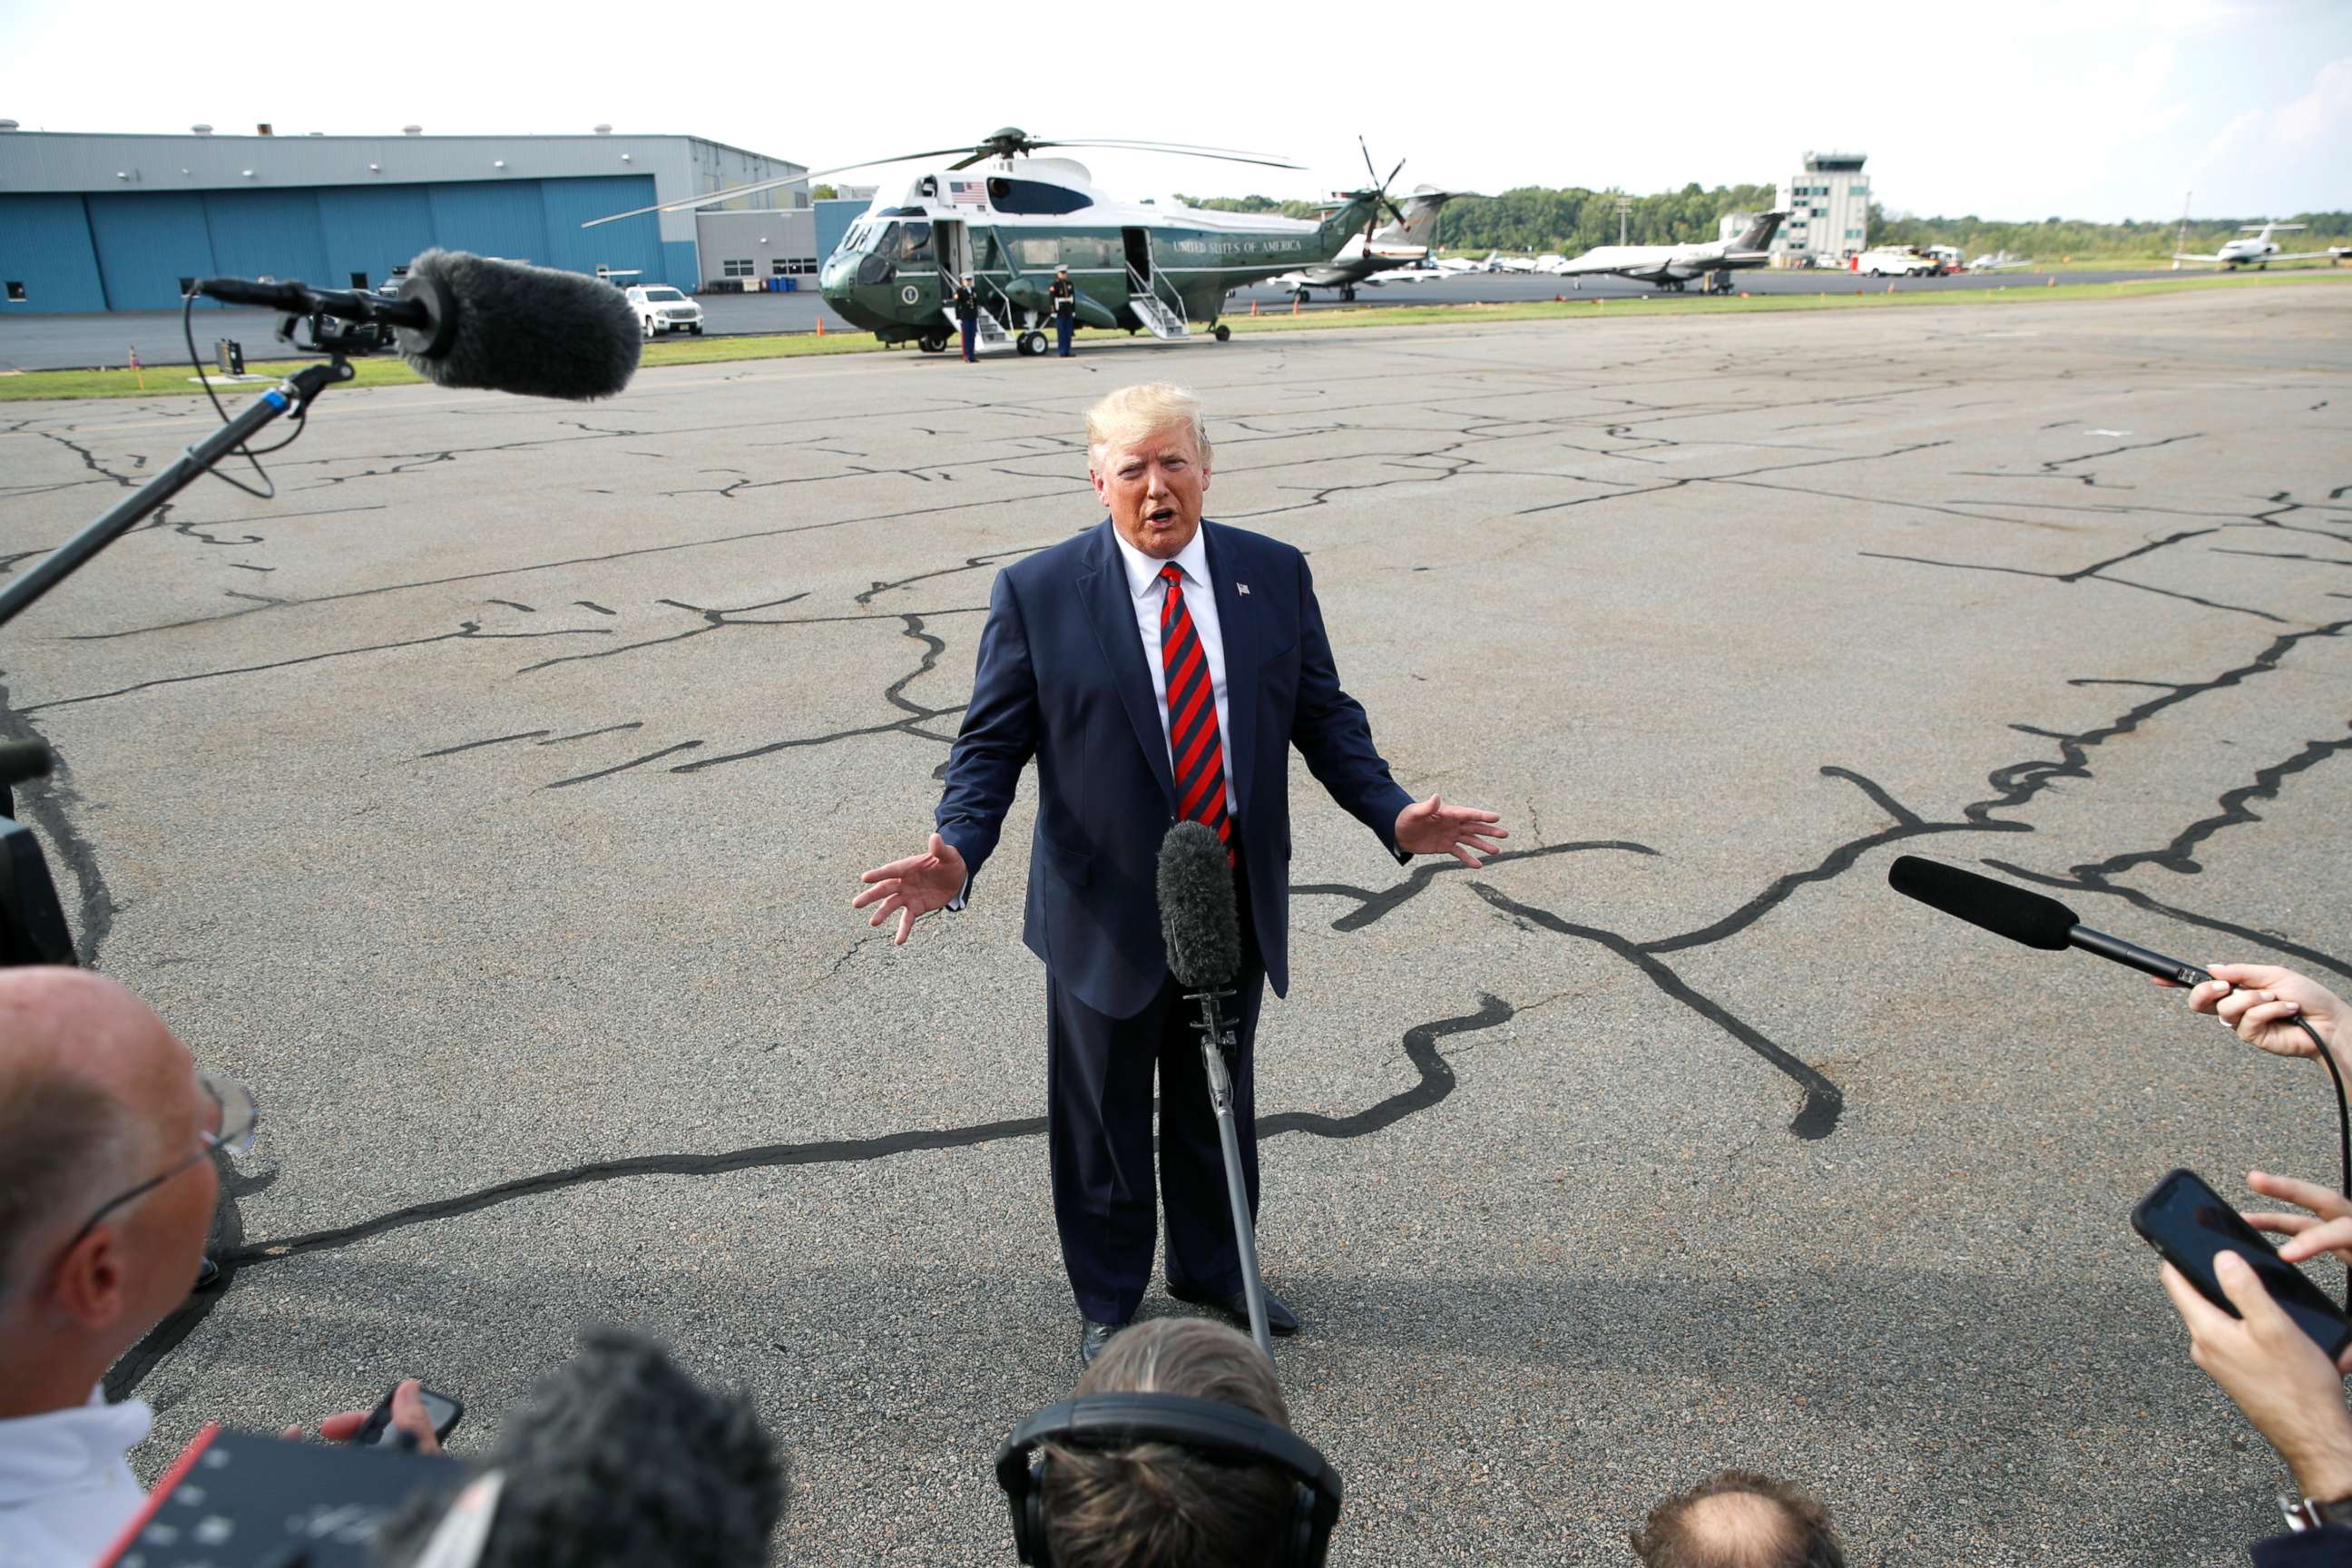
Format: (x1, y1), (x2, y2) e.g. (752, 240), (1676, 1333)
(352, 1384), (465, 1448)
(2132, 1167), (2352, 1359)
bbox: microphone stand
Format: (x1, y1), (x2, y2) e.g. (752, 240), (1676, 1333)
(0, 330), (356, 632)
(1185, 985), (1273, 1361)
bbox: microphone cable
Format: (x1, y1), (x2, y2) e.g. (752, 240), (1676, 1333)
(2287, 1012), (2352, 1309)
(180, 288), (314, 501)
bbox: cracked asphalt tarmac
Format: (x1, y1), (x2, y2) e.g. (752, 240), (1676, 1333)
(3, 283), (2349, 1565)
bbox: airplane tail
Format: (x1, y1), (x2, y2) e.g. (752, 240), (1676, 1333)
(1375, 186), (1470, 247)
(1316, 191), (1383, 252)
(1734, 210), (1788, 250)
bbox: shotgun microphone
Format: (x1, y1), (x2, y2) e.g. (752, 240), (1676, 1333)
(1158, 820), (1240, 990)
(201, 249), (641, 401)
(1886, 855), (2212, 986)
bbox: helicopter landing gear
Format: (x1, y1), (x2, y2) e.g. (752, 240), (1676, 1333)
(1017, 330), (1047, 356)
(918, 332), (948, 354)
(1212, 324), (1230, 342)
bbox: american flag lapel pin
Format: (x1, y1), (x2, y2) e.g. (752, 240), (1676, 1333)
(1237, 583), (1250, 595)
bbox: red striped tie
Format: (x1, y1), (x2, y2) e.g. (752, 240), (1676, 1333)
(1159, 564), (1230, 852)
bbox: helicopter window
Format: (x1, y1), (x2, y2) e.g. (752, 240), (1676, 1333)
(1060, 236), (1115, 270)
(1014, 238), (1060, 269)
(892, 221), (935, 263)
(988, 178), (1089, 216)
(973, 233), (1004, 271)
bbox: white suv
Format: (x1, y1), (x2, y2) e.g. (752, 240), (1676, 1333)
(624, 285), (704, 338)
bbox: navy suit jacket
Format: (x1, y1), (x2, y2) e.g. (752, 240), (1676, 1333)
(936, 518), (1413, 1019)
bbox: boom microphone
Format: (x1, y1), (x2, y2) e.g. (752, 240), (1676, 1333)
(1887, 855), (2213, 986)
(201, 249), (641, 401)
(1158, 821), (1240, 990)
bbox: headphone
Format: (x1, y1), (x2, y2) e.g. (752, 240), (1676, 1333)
(995, 1393), (1343, 1568)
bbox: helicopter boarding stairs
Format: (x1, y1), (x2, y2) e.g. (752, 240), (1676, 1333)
(939, 271), (1016, 354)
(1126, 264), (1190, 339)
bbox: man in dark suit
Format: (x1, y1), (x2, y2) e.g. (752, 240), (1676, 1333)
(857, 384), (1504, 1365)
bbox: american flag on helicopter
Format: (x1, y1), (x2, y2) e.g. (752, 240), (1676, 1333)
(944, 180), (986, 207)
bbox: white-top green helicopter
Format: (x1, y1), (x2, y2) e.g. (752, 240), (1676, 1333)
(585, 127), (1398, 355)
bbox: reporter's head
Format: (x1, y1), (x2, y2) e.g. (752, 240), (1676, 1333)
(0, 968), (219, 1410)
(1041, 1319), (1299, 1568)
(1629, 1471), (1845, 1568)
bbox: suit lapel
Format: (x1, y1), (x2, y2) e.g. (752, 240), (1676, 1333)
(1203, 522), (1258, 821)
(1078, 519), (1178, 809)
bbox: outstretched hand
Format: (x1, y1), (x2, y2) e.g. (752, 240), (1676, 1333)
(854, 832), (968, 946)
(1395, 795), (1508, 868)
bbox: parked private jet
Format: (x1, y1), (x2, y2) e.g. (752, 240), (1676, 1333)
(1549, 211), (1788, 292)
(2173, 221), (2332, 270)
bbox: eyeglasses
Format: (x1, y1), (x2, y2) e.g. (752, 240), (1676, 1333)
(56, 1072), (260, 1258)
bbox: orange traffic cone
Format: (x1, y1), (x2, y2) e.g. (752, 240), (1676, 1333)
(1290, 296), (1298, 316)
(816, 315), (824, 337)
(1250, 299), (1259, 317)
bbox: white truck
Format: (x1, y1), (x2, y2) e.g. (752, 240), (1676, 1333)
(623, 284), (704, 338)
(1856, 246), (1941, 279)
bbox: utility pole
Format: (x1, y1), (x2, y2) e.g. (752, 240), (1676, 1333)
(1616, 194), (1632, 246)
(2173, 191), (2192, 271)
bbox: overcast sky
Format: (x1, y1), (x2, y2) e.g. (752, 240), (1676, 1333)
(1, 0), (2343, 223)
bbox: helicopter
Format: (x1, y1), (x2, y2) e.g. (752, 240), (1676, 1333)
(585, 127), (1406, 356)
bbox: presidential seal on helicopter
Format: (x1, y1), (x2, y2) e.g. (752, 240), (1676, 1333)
(585, 127), (1397, 357)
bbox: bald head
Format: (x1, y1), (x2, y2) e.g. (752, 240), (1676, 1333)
(0, 968), (189, 1301)
(1630, 1472), (1843, 1568)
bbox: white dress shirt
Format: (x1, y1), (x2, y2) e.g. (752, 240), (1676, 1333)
(0, 1386), (153, 1568)
(1111, 525), (1237, 813)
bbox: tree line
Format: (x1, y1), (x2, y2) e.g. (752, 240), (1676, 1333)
(1176, 184), (2352, 259)
(1868, 206), (2352, 260)
(1177, 183), (1778, 253)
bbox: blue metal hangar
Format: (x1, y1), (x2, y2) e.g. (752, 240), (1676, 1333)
(0, 122), (808, 313)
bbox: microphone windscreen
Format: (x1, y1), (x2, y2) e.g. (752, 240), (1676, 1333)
(0, 740), (53, 790)
(398, 250), (641, 401)
(1887, 855), (2077, 951)
(1158, 821), (1240, 990)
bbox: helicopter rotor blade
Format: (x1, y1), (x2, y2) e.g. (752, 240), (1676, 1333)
(1036, 138), (1304, 170)
(1358, 136), (1380, 190)
(577, 146), (979, 228)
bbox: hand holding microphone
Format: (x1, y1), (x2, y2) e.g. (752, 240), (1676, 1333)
(2181, 965), (2346, 1064)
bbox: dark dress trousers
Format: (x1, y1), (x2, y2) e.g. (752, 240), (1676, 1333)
(936, 518), (1411, 1323)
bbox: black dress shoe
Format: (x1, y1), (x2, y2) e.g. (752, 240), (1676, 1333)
(1080, 1319), (1125, 1368)
(1168, 1280), (1300, 1337)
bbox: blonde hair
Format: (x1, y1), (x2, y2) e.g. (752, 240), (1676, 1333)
(1084, 383), (1213, 467)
